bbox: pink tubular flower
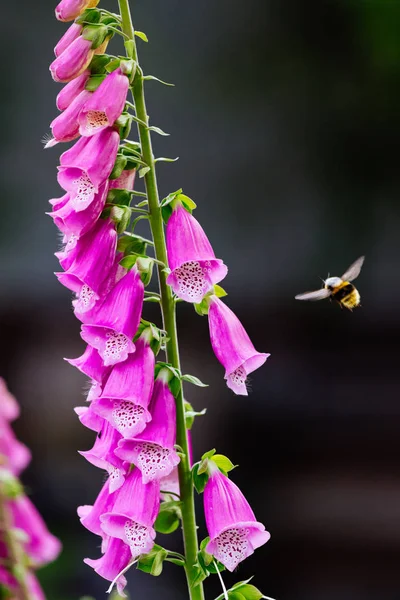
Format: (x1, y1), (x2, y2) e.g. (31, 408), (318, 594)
(208, 295), (269, 395)
(9, 495), (61, 568)
(79, 267), (144, 366)
(109, 168), (136, 190)
(78, 479), (116, 538)
(0, 420), (31, 476)
(0, 378), (19, 421)
(65, 344), (110, 386)
(84, 535), (130, 597)
(47, 89), (92, 146)
(56, 70), (90, 111)
(54, 22), (82, 56)
(55, 0), (99, 22)
(166, 202), (228, 303)
(48, 180), (108, 237)
(74, 404), (104, 432)
(116, 370), (180, 483)
(56, 218), (118, 310)
(80, 421), (127, 492)
(79, 68), (129, 136)
(50, 35), (94, 83)
(100, 468), (159, 559)
(92, 334), (154, 438)
(204, 465), (270, 572)
(58, 128), (120, 204)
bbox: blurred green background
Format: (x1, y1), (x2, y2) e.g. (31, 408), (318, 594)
(1, 0), (400, 598)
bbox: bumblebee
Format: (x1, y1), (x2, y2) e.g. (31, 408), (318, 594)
(295, 256), (365, 310)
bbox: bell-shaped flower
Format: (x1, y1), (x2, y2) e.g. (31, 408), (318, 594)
(79, 68), (129, 136)
(100, 468), (159, 559)
(47, 89), (92, 146)
(56, 70), (90, 111)
(65, 344), (110, 386)
(79, 267), (144, 366)
(54, 22), (82, 56)
(79, 421), (126, 492)
(48, 179), (108, 237)
(58, 128), (119, 205)
(55, 0), (99, 22)
(109, 168), (136, 191)
(208, 296), (269, 395)
(56, 218), (118, 310)
(166, 202), (227, 303)
(92, 334), (154, 438)
(9, 495), (61, 568)
(115, 370), (180, 483)
(84, 536), (130, 597)
(204, 465), (270, 572)
(74, 404), (104, 432)
(78, 479), (116, 538)
(0, 419), (31, 476)
(50, 35), (94, 83)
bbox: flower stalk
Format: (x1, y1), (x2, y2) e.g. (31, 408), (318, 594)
(117, 1), (204, 596)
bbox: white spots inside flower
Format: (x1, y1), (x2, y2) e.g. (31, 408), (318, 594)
(214, 527), (250, 571)
(84, 110), (109, 134)
(65, 234), (78, 252)
(109, 466), (121, 482)
(124, 520), (151, 557)
(72, 172), (95, 205)
(79, 284), (95, 309)
(174, 260), (209, 302)
(134, 442), (172, 482)
(229, 365), (247, 388)
(104, 331), (129, 362)
(112, 401), (146, 435)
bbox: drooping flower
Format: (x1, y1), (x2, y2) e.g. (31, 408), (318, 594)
(109, 168), (136, 191)
(54, 22), (83, 57)
(204, 464), (270, 572)
(50, 35), (94, 83)
(116, 369), (180, 483)
(166, 202), (227, 303)
(84, 535), (131, 597)
(65, 343), (111, 403)
(79, 68), (129, 137)
(58, 128), (119, 205)
(207, 295), (269, 395)
(56, 218), (118, 310)
(0, 419), (31, 476)
(100, 468), (159, 559)
(47, 89), (92, 146)
(74, 404), (104, 432)
(78, 479), (116, 538)
(79, 267), (144, 366)
(56, 70), (90, 111)
(55, 0), (99, 22)
(92, 333), (154, 438)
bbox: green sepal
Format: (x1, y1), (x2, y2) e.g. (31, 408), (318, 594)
(117, 233), (147, 256)
(107, 188), (132, 207)
(154, 156), (179, 164)
(184, 400), (206, 430)
(109, 154), (128, 180)
(88, 53), (113, 74)
(214, 579), (269, 600)
(199, 537), (225, 573)
(137, 544), (168, 577)
(136, 257), (154, 286)
(154, 362), (181, 398)
(119, 254), (138, 271)
(135, 31), (149, 42)
(120, 58), (136, 78)
(82, 24), (108, 50)
(105, 57), (121, 73)
(135, 321), (162, 354)
(143, 74), (175, 87)
(0, 469), (23, 498)
(213, 284), (228, 298)
(76, 7), (101, 24)
(194, 296), (210, 316)
(212, 454), (237, 476)
(139, 165), (151, 178)
(181, 374), (208, 387)
(192, 462), (209, 494)
(110, 205), (131, 234)
(191, 561), (209, 588)
(148, 125), (170, 136)
(115, 112), (132, 140)
(85, 74), (107, 92)
(154, 501), (182, 534)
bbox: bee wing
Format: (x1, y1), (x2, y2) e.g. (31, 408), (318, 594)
(295, 289), (331, 301)
(341, 256), (365, 282)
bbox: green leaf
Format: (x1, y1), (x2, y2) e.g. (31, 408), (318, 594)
(107, 188), (132, 207)
(184, 401), (207, 430)
(139, 166), (151, 178)
(85, 74), (107, 91)
(105, 57), (121, 72)
(212, 454), (237, 475)
(119, 255), (138, 270)
(154, 156), (179, 163)
(154, 501), (181, 534)
(82, 23), (108, 50)
(194, 296), (210, 316)
(117, 234), (147, 256)
(191, 561), (209, 588)
(182, 374), (208, 387)
(213, 284), (228, 298)
(161, 204), (173, 224)
(76, 7), (101, 24)
(135, 30), (149, 42)
(137, 544), (168, 576)
(148, 126), (170, 136)
(229, 593), (247, 600)
(143, 75), (175, 86)
(88, 53), (113, 74)
(192, 462), (209, 494)
(160, 189), (183, 207)
(109, 154), (128, 179)
(177, 193), (197, 210)
(213, 580), (268, 600)
(201, 448), (216, 461)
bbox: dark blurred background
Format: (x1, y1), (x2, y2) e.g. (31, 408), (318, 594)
(1, 0), (400, 598)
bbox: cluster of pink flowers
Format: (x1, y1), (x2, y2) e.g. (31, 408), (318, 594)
(0, 380), (61, 599)
(48, 0), (270, 595)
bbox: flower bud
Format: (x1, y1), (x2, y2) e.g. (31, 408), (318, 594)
(54, 22), (82, 57)
(56, 70), (90, 111)
(50, 35), (94, 83)
(55, 0), (99, 22)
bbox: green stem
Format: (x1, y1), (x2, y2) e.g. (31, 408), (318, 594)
(118, 2), (204, 599)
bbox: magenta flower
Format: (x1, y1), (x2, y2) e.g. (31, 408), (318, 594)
(79, 267), (144, 366)
(47, 89), (92, 146)
(56, 70), (90, 111)
(9, 495), (62, 568)
(0, 420), (31, 476)
(56, 218), (118, 310)
(84, 535), (131, 597)
(48, 180), (108, 237)
(0, 378), (19, 421)
(116, 370), (180, 483)
(166, 202), (227, 303)
(109, 168), (136, 191)
(204, 465), (270, 572)
(54, 22), (82, 57)
(66, 344), (110, 388)
(58, 128), (119, 205)
(208, 295), (269, 395)
(78, 479), (116, 538)
(80, 421), (127, 492)
(160, 430), (192, 499)
(55, 0), (99, 22)
(74, 404), (104, 432)
(79, 68), (129, 136)
(92, 334), (154, 438)
(50, 35), (94, 83)
(100, 468), (159, 559)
